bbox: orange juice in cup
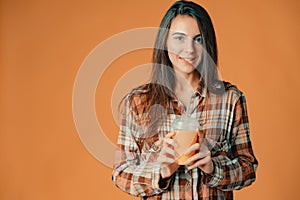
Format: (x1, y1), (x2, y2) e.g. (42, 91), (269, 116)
(172, 116), (199, 165)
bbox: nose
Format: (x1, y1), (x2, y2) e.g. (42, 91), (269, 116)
(183, 37), (195, 54)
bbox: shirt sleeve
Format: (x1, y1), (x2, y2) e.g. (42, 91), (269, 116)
(202, 93), (258, 191)
(112, 94), (170, 197)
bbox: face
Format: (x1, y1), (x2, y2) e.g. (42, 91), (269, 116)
(166, 15), (203, 76)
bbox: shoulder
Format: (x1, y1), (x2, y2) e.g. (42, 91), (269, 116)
(130, 83), (152, 96)
(223, 81), (244, 98)
(220, 81), (247, 105)
(125, 83), (153, 107)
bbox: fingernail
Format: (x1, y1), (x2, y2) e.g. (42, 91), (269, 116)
(184, 160), (189, 165)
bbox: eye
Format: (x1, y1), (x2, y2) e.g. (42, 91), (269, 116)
(195, 36), (203, 43)
(174, 36), (184, 41)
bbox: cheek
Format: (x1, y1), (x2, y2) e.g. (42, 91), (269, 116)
(167, 41), (182, 56)
(195, 44), (203, 54)
(167, 51), (177, 66)
(196, 46), (203, 59)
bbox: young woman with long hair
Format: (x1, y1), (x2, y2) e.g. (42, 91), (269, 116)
(112, 1), (258, 199)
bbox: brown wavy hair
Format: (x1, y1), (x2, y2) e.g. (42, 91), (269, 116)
(146, 0), (222, 108)
(121, 1), (223, 150)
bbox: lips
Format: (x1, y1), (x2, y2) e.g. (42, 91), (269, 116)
(179, 56), (196, 64)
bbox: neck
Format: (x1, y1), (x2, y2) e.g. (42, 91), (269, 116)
(174, 71), (200, 93)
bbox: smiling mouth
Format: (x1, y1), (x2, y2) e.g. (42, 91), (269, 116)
(179, 56), (196, 64)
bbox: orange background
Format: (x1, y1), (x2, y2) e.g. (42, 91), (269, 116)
(1, 0), (300, 199)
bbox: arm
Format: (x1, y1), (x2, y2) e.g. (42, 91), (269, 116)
(112, 95), (175, 197)
(112, 145), (163, 196)
(202, 94), (258, 191)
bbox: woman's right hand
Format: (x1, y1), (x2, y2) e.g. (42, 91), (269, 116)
(157, 132), (180, 179)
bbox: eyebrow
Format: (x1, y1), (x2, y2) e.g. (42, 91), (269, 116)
(171, 32), (202, 39)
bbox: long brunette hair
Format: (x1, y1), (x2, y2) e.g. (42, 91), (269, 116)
(122, 1), (223, 150)
(146, 0), (221, 108)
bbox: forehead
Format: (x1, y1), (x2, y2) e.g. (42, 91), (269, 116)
(169, 15), (201, 36)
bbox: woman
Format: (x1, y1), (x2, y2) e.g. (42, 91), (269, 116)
(112, 1), (258, 199)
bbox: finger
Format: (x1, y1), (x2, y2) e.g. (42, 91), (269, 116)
(187, 154), (211, 170)
(157, 155), (176, 164)
(163, 138), (178, 148)
(184, 143), (200, 155)
(165, 132), (176, 138)
(200, 144), (209, 154)
(187, 159), (202, 170)
(184, 142), (210, 156)
(154, 133), (176, 149)
(154, 140), (163, 148)
(161, 145), (179, 158)
(184, 151), (209, 166)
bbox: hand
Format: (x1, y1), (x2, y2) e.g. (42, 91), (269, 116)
(184, 143), (214, 174)
(157, 132), (180, 179)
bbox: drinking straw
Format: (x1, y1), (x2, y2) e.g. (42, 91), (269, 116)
(185, 96), (192, 117)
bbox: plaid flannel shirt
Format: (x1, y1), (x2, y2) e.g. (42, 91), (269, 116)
(112, 82), (258, 200)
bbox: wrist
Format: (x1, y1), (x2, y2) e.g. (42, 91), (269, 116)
(207, 160), (214, 174)
(160, 166), (169, 179)
(199, 159), (214, 174)
(160, 163), (180, 179)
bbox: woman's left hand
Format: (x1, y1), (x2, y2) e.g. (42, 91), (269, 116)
(183, 143), (214, 174)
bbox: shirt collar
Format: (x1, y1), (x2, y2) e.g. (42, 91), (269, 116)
(195, 79), (207, 98)
(170, 81), (207, 104)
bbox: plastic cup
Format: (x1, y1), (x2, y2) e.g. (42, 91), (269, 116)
(172, 116), (199, 165)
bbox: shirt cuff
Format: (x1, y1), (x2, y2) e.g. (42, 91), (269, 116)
(152, 164), (172, 191)
(151, 164), (164, 193)
(158, 175), (173, 190)
(202, 157), (223, 187)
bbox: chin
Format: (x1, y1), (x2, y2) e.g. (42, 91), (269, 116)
(174, 65), (197, 75)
